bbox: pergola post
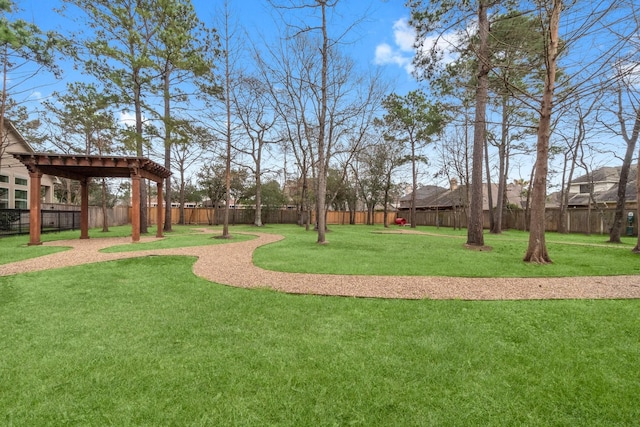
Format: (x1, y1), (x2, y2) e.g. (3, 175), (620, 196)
(156, 180), (163, 238)
(80, 178), (90, 239)
(27, 170), (42, 246)
(131, 174), (141, 242)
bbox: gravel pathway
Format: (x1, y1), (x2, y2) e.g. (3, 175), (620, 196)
(2, 231), (640, 300)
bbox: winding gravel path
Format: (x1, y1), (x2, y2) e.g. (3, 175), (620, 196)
(2, 231), (640, 300)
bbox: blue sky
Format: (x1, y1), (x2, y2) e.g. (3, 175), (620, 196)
(14, 1), (632, 186)
(15, 0), (422, 101)
(11, 0), (431, 185)
(192, 0), (421, 92)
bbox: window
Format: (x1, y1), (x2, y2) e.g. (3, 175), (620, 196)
(14, 189), (27, 209)
(15, 177), (28, 186)
(0, 187), (8, 209)
(579, 183), (593, 194)
(0, 175), (8, 183)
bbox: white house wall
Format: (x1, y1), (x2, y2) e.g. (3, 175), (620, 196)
(1, 124), (55, 209)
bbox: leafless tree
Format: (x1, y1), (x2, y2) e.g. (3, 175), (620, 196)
(555, 96), (599, 233)
(231, 74), (281, 227)
(602, 70), (640, 243)
(255, 34), (316, 230)
(171, 123), (215, 225)
(259, 1), (384, 242)
(266, 0), (378, 244)
(201, 0), (245, 238)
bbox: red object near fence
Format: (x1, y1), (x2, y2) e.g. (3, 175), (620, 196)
(395, 217), (407, 226)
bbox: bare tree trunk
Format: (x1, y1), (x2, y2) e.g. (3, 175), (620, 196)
(301, 175), (310, 230)
(179, 170), (186, 225)
(163, 68), (173, 232)
(222, 104), (232, 237)
(254, 170), (263, 227)
(254, 146), (263, 226)
(383, 178), (391, 228)
(610, 89), (639, 243)
(484, 133), (494, 232)
(221, 2), (232, 239)
(206, 207), (213, 225)
(133, 65), (148, 235)
(410, 140), (417, 228)
(634, 161), (640, 252)
(101, 178), (109, 232)
(523, 167), (535, 232)
(467, 0), (490, 247)
(316, 1), (328, 244)
(524, 0), (562, 264)
(579, 173), (596, 235)
(558, 143), (579, 233)
(491, 95), (508, 234)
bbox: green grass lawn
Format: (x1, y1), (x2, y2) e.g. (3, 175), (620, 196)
(2, 224), (640, 425)
(252, 224), (640, 277)
(1, 256), (639, 426)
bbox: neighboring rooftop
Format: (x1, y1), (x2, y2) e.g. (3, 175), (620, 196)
(557, 165), (637, 207)
(399, 181), (526, 211)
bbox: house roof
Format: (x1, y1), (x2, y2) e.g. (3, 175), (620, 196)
(400, 182), (526, 210)
(399, 185), (448, 205)
(570, 166), (625, 184)
(596, 180), (638, 203)
(564, 179), (638, 206)
(548, 165), (638, 207)
(570, 165), (637, 186)
(3, 119), (37, 153)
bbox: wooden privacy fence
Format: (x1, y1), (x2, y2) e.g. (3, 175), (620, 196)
(406, 207), (638, 236)
(166, 208), (301, 225)
(40, 203), (130, 230)
(85, 205), (637, 236)
(142, 208), (397, 226)
(88, 206), (130, 229)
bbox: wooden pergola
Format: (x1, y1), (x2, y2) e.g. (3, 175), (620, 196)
(12, 153), (171, 245)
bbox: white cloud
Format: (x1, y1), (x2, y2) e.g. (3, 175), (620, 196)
(119, 111), (137, 126)
(374, 17), (462, 76)
(374, 18), (415, 75)
(393, 18), (415, 52)
(375, 43), (399, 65)
(374, 43), (413, 74)
(422, 31), (463, 66)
